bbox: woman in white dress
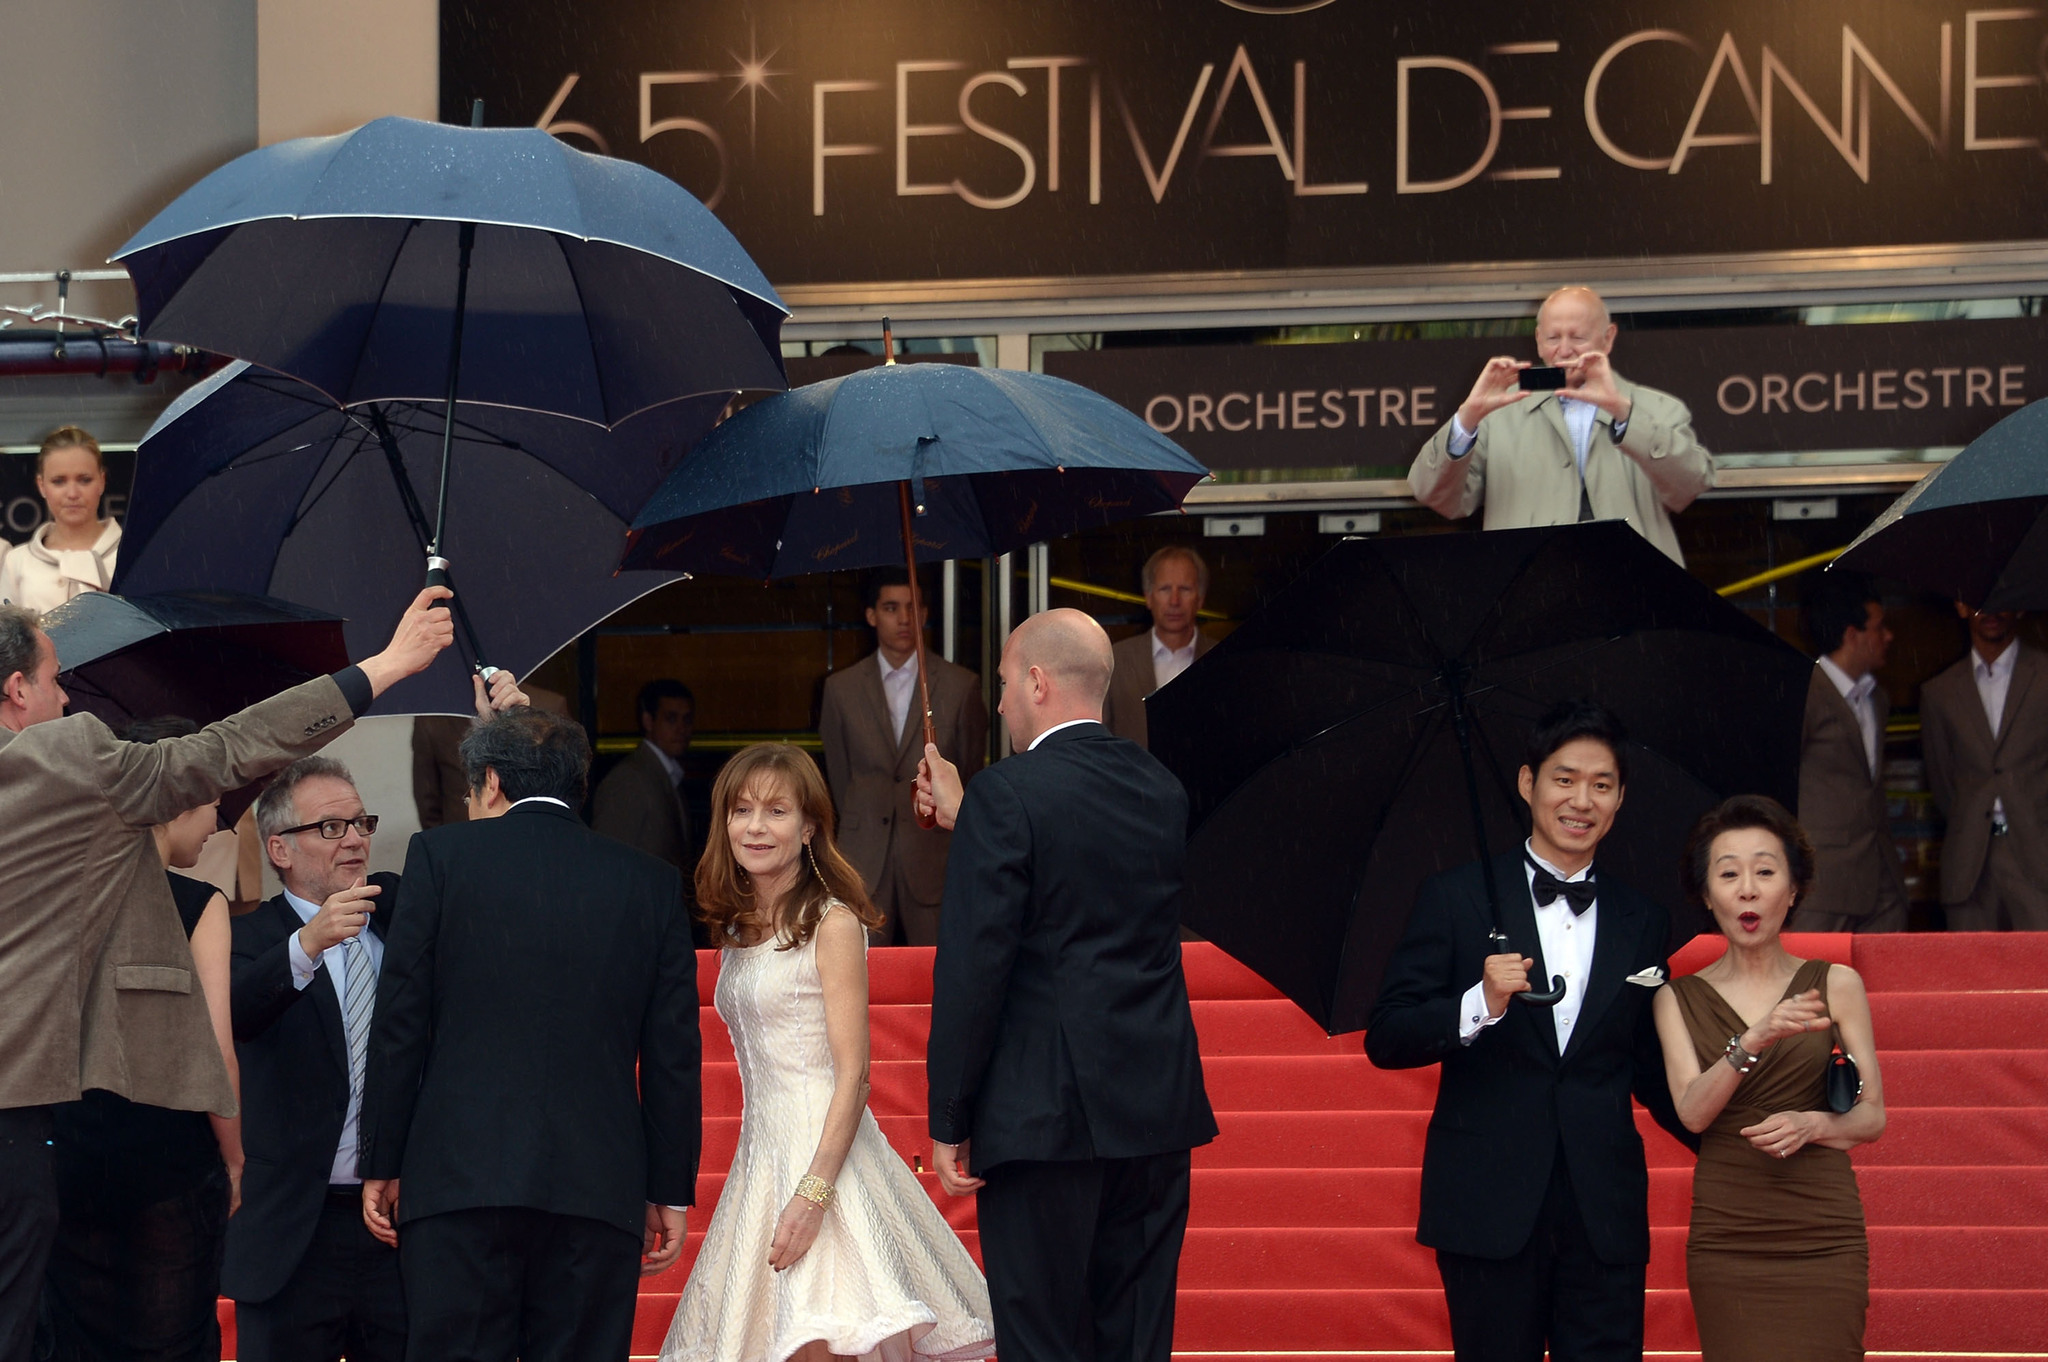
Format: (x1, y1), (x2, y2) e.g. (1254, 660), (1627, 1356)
(0, 425), (121, 611)
(663, 743), (993, 1362)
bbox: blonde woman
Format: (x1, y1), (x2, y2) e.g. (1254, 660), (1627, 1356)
(661, 743), (992, 1362)
(0, 426), (120, 610)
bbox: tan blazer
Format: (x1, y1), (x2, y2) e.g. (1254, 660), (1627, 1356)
(1920, 643), (2048, 905)
(1102, 629), (1216, 750)
(1408, 377), (1713, 565)
(819, 652), (986, 907)
(592, 740), (696, 876)
(0, 676), (355, 1114)
(1796, 667), (1907, 923)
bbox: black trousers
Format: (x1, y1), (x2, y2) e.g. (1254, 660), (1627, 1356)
(974, 1149), (1193, 1362)
(1436, 1153), (1646, 1362)
(40, 1161), (228, 1362)
(233, 1189), (406, 1362)
(0, 1107), (57, 1362)
(399, 1207), (639, 1362)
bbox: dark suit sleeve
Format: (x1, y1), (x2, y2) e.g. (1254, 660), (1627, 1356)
(927, 769), (1033, 1143)
(639, 864), (703, 1206)
(357, 835), (442, 1180)
(230, 908), (308, 1043)
(1364, 874), (1468, 1070)
(1630, 907), (1700, 1153)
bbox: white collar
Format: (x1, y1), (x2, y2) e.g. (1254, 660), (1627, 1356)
(1523, 839), (1593, 884)
(508, 796), (571, 811)
(1027, 718), (1101, 751)
(640, 739), (684, 785)
(1816, 653), (1875, 703)
(281, 886), (324, 925)
(877, 649), (917, 681)
(1151, 629), (1197, 661)
(24, 517), (121, 565)
(1977, 642), (2019, 682)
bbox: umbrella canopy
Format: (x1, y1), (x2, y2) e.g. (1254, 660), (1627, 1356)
(112, 116), (787, 425)
(115, 362), (706, 716)
(618, 362), (1209, 577)
(1834, 398), (2048, 610)
(1148, 523), (1812, 1034)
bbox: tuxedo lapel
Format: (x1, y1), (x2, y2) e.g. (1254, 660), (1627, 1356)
(1562, 873), (1639, 1065)
(276, 896), (349, 1079)
(1490, 853), (1559, 1063)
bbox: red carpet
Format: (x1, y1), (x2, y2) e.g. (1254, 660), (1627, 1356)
(219, 934), (2048, 1359)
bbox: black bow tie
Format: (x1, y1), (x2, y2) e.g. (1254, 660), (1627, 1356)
(1527, 855), (1597, 915)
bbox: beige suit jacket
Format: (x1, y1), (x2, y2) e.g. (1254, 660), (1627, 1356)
(1408, 377), (1713, 564)
(592, 740), (696, 877)
(1796, 667), (1907, 923)
(0, 675), (356, 1113)
(1920, 643), (2048, 905)
(1103, 629), (1217, 750)
(819, 652), (987, 907)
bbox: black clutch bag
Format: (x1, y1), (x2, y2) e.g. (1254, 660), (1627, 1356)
(1824, 1026), (1862, 1114)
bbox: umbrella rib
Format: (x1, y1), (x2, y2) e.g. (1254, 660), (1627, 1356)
(555, 233), (611, 426)
(285, 421), (375, 535)
(334, 218), (422, 405)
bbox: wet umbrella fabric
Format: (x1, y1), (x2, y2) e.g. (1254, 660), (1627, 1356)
(43, 589), (352, 826)
(1147, 522), (1811, 1035)
(1835, 398), (2048, 610)
(618, 362), (1209, 577)
(111, 116), (787, 425)
(115, 362), (706, 716)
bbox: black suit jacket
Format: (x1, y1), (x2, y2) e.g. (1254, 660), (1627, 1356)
(222, 872), (402, 1303)
(356, 801), (701, 1235)
(1365, 852), (1692, 1265)
(927, 722), (1217, 1169)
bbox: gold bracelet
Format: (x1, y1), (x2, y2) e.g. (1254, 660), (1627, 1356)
(794, 1174), (835, 1209)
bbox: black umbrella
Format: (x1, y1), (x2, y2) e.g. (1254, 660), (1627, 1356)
(1834, 397), (2048, 609)
(1148, 523), (1812, 1034)
(42, 590), (352, 824)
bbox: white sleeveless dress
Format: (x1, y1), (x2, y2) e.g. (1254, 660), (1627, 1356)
(660, 907), (994, 1362)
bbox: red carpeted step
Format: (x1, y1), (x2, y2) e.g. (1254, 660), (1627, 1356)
(1671, 932), (1853, 976)
(1190, 997), (1360, 1054)
(1852, 931), (2048, 993)
(1874, 1050), (2048, 1105)
(1868, 991), (2048, 1050)
(1856, 1166), (2048, 1226)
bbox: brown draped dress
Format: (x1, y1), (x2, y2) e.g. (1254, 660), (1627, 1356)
(1670, 957), (1869, 1361)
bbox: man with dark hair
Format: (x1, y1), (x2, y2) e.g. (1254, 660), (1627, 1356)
(592, 678), (700, 939)
(1367, 699), (1691, 1362)
(1920, 602), (2047, 931)
(1103, 545), (1215, 750)
(820, 567), (986, 944)
(1795, 572), (1907, 931)
(0, 590), (454, 1359)
(357, 706), (702, 1362)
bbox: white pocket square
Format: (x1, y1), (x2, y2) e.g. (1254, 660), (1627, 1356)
(1625, 967), (1667, 987)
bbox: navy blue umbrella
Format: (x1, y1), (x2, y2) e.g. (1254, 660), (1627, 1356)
(1835, 398), (2048, 609)
(619, 345), (1209, 788)
(116, 361), (709, 716)
(112, 112), (786, 599)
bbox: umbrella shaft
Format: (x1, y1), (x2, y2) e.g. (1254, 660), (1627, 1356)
(428, 220), (479, 555)
(899, 481), (940, 824)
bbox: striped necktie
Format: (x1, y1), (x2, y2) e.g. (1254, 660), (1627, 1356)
(342, 936), (375, 1106)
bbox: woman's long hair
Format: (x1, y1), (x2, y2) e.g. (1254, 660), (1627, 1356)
(695, 743), (881, 949)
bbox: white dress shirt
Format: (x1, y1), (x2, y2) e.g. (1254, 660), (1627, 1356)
(878, 649), (917, 740)
(1448, 396), (1600, 481)
(1975, 642), (2018, 826)
(1458, 842), (1599, 1051)
(284, 887), (385, 1184)
(1816, 654), (1882, 778)
(1150, 630), (1199, 690)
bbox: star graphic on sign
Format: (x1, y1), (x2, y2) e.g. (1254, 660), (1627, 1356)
(726, 25), (785, 151)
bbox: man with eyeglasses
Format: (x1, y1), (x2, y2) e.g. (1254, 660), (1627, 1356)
(224, 673), (523, 1362)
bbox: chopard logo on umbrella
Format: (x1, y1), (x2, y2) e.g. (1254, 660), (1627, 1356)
(1086, 493), (1134, 511)
(811, 531), (862, 562)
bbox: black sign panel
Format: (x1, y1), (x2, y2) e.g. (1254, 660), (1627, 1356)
(442, 1), (2048, 291)
(1042, 317), (2048, 471)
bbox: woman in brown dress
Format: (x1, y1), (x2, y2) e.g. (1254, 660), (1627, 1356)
(1653, 795), (1887, 1361)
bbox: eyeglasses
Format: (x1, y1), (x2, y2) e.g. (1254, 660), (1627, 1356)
(277, 815), (379, 840)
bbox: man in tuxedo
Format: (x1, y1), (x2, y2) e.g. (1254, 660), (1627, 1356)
(228, 676), (525, 1362)
(1922, 603), (2048, 931)
(921, 608), (1216, 1362)
(1408, 286), (1712, 565)
(1793, 571), (1908, 931)
(1367, 700), (1692, 1362)
(357, 707), (701, 1362)
(0, 590), (453, 1359)
(1101, 546), (1216, 750)
(820, 567), (987, 944)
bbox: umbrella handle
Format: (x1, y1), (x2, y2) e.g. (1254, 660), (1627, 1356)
(1486, 930), (1567, 1008)
(423, 555), (498, 681)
